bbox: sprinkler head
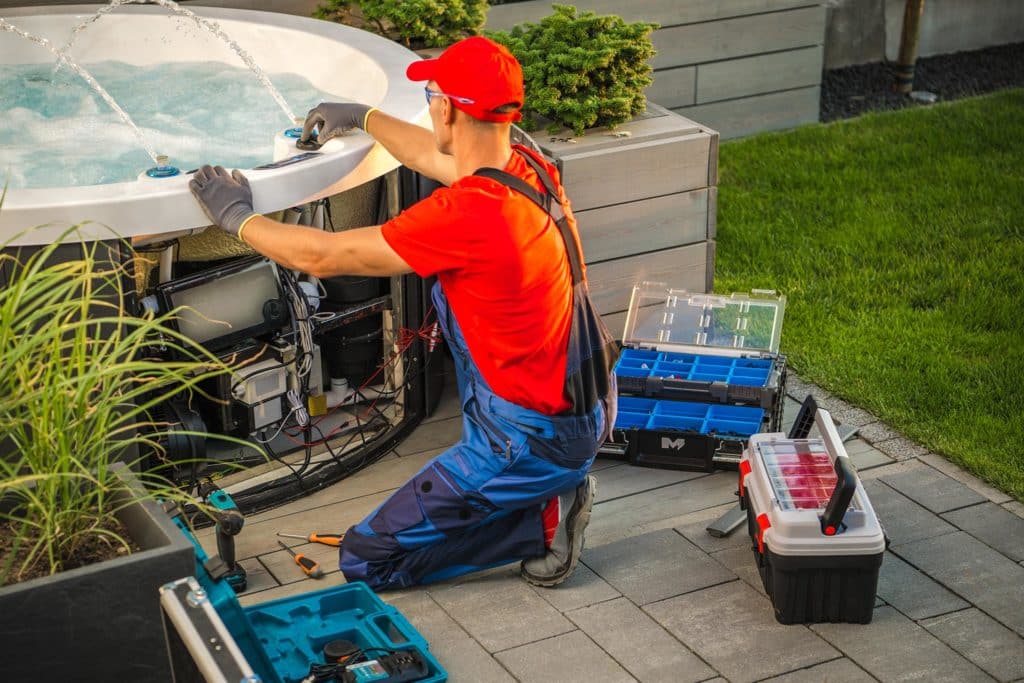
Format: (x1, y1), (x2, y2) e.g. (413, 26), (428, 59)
(146, 154), (180, 178)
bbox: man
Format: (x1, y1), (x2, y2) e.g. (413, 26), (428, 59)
(189, 37), (617, 591)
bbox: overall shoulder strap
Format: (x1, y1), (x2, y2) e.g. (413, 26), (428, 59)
(474, 153), (584, 284)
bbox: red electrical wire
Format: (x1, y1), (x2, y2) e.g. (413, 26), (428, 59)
(280, 306), (439, 447)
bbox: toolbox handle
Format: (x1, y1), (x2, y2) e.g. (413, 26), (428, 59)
(814, 408), (860, 534)
(822, 455), (859, 534)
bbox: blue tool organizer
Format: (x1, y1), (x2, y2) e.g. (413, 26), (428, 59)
(615, 396), (766, 437)
(615, 349), (774, 390)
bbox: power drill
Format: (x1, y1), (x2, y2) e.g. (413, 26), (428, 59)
(198, 480), (247, 593)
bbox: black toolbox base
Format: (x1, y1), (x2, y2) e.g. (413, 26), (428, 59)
(744, 504), (882, 624)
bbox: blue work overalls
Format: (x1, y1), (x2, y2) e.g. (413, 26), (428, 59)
(340, 149), (618, 591)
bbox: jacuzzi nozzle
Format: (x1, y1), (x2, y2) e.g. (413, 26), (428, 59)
(146, 155), (180, 178)
(284, 117), (305, 139)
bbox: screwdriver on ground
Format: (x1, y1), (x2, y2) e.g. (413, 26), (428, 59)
(277, 532), (344, 547)
(277, 540), (323, 579)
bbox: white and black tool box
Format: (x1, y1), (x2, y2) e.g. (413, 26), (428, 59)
(739, 408), (886, 624)
(601, 284), (787, 472)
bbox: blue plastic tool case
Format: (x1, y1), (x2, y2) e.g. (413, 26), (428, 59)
(738, 408), (885, 624)
(167, 519), (447, 683)
(601, 284), (787, 472)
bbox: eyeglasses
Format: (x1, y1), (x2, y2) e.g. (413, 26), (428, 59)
(424, 87), (475, 106)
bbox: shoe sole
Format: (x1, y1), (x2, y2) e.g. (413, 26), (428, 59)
(522, 475), (596, 587)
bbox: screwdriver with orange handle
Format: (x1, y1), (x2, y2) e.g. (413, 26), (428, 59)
(277, 532), (344, 547)
(277, 540), (323, 579)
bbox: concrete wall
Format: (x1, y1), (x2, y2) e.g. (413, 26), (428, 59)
(885, 0), (1024, 61)
(826, 0), (1024, 68)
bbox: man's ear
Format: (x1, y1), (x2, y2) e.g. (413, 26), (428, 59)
(443, 98), (457, 127)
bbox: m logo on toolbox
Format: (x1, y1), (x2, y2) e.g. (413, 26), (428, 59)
(661, 437), (686, 450)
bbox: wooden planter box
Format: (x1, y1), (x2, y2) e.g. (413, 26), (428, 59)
(524, 103), (718, 338)
(0, 465), (195, 682)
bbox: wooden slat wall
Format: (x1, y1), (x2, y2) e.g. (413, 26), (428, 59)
(575, 189), (711, 264)
(529, 104), (717, 329)
(486, 0), (826, 139)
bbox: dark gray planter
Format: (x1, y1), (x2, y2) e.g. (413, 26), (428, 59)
(0, 466), (194, 683)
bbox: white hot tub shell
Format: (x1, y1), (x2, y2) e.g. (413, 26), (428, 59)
(0, 4), (429, 246)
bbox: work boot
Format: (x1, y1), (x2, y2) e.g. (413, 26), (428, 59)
(521, 475), (597, 587)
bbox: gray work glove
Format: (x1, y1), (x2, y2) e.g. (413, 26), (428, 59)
(300, 102), (372, 147)
(188, 165), (256, 236)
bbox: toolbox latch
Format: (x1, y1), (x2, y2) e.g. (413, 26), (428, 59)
(738, 460), (752, 498)
(756, 513), (771, 553)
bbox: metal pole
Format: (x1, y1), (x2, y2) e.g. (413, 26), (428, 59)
(894, 0), (926, 94)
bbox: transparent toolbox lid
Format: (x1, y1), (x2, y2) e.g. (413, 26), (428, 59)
(622, 283), (786, 354)
(754, 438), (859, 512)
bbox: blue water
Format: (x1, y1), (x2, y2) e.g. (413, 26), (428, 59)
(0, 61), (339, 189)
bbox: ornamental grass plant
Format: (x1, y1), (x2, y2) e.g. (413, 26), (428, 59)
(0, 227), (240, 585)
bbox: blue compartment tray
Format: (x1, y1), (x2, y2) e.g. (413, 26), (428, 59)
(603, 397), (769, 472)
(615, 396), (765, 438)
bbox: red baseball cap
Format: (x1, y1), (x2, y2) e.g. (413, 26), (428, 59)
(406, 36), (524, 123)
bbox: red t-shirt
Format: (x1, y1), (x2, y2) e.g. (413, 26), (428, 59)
(381, 146), (585, 415)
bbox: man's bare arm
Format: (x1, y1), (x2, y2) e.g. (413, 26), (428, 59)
(364, 110), (458, 186)
(238, 216), (413, 279)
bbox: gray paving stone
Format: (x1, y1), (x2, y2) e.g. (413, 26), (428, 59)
(587, 472), (738, 547)
(673, 502), (754, 554)
(875, 551), (970, 620)
(817, 395), (877, 427)
(785, 376), (830, 403)
(857, 460), (922, 481)
(862, 479), (958, 546)
(644, 582), (839, 683)
(234, 557), (279, 595)
(393, 414), (460, 455)
(872, 436), (929, 461)
(812, 606), (992, 682)
(583, 528), (735, 605)
(223, 488), (391, 560)
(238, 568), (349, 607)
(760, 658), (876, 682)
(590, 457), (626, 473)
(710, 545), (766, 596)
(943, 503), (1024, 562)
(880, 463), (987, 514)
(386, 590), (516, 683)
(845, 439), (895, 471)
(494, 630), (636, 683)
(894, 531), (1024, 636)
(856, 420), (901, 444)
(922, 608), (1024, 682)
(428, 566), (575, 652)
(567, 597), (716, 683)
(528, 563), (621, 614)
(919, 454), (1014, 504)
(1003, 501), (1024, 520)
(592, 461), (705, 503)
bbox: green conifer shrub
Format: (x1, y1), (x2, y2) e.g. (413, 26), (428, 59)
(314, 0), (489, 48)
(487, 4), (658, 135)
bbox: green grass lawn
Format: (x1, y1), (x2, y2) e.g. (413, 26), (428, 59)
(715, 88), (1024, 501)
